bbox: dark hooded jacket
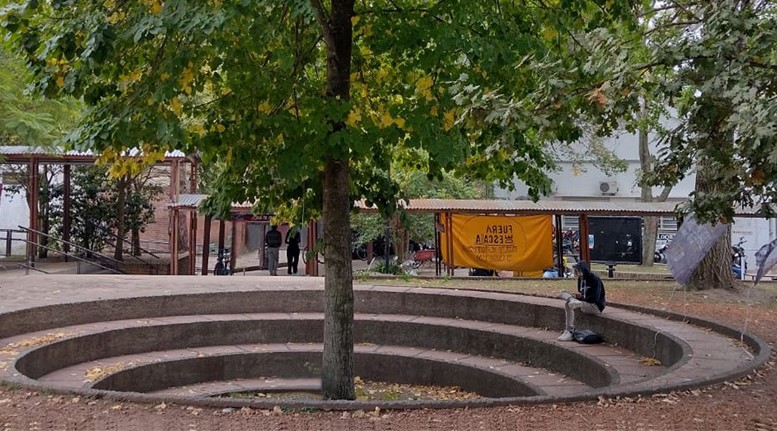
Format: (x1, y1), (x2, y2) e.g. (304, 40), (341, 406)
(575, 260), (606, 312)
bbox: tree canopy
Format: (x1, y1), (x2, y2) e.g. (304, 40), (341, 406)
(572, 0), (777, 223)
(0, 45), (81, 146)
(1, 0), (638, 399)
(0, 0), (636, 213)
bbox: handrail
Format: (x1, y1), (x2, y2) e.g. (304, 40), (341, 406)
(17, 237), (122, 274)
(17, 263), (50, 274)
(87, 222), (162, 260)
(0, 228), (26, 257)
(18, 225), (125, 274)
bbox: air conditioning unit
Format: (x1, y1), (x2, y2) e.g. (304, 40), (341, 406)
(599, 181), (618, 196)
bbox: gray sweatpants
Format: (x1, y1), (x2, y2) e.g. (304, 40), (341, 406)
(560, 290), (601, 330)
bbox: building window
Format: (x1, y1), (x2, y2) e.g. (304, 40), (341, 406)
(658, 216), (678, 231)
(561, 216), (579, 230)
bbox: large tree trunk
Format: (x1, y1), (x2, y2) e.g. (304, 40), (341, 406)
(688, 226), (733, 290)
(687, 158), (735, 290)
(321, 160), (355, 400)
(319, 0), (356, 400)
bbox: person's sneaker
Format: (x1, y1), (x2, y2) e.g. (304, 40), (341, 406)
(557, 330), (574, 341)
(566, 297), (583, 309)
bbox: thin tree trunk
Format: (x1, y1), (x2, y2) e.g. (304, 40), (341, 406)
(132, 229), (141, 256)
(114, 176), (127, 261)
(318, 0), (356, 400)
(638, 122), (656, 267)
(637, 100), (672, 267)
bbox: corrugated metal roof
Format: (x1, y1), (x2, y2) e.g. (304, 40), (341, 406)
(171, 196), (766, 217)
(169, 194), (209, 208)
(355, 198), (765, 217)
(168, 194), (256, 212)
(0, 145), (186, 160)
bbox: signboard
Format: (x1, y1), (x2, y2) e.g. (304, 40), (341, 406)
(588, 217), (642, 264)
(439, 214), (553, 273)
(666, 214), (728, 286)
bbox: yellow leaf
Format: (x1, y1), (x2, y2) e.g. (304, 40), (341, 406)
(346, 109), (362, 127)
(150, 0), (164, 14)
(258, 101), (272, 114)
(180, 66), (194, 95)
(170, 97), (182, 116)
(394, 117), (405, 129)
(542, 26), (558, 41)
(215, 123), (225, 133)
(416, 76), (434, 101)
(379, 111), (394, 128)
(351, 16), (360, 26)
(55, 76), (65, 88)
(107, 11), (125, 24)
(443, 109), (455, 131)
(160, 73), (170, 81)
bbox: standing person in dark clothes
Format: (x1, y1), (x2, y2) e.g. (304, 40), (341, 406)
(557, 260), (606, 341)
(265, 224), (282, 276)
(285, 226), (301, 275)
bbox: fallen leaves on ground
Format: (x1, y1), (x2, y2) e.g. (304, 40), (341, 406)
(84, 362), (132, 382)
(640, 357), (663, 366)
(0, 333), (72, 356)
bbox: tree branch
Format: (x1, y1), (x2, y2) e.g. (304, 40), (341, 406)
(308, 0), (335, 50)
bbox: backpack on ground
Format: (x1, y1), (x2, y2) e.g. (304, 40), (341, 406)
(573, 329), (603, 344)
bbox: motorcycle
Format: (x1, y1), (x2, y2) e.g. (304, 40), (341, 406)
(561, 228), (580, 259)
(732, 238), (747, 279)
(654, 243), (669, 263)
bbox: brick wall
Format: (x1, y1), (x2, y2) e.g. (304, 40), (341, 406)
(138, 197), (255, 257)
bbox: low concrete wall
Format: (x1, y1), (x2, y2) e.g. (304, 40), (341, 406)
(16, 317), (614, 389)
(4, 288), (687, 372)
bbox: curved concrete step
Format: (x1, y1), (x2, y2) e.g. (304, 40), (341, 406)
(0, 279), (767, 408)
(2, 312), (666, 398)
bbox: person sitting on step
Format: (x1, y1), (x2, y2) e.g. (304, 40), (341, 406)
(557, 260), (606, 341)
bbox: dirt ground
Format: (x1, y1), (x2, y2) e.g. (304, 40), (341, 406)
(2, 279), (777, 430)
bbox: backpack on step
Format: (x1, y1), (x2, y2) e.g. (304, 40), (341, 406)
(573, 329), (603, 344)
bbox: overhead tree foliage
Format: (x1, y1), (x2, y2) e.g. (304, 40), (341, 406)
(0, 45), (81, 146)
(567, 0), (777, 289)
(1, 0), (636, 398)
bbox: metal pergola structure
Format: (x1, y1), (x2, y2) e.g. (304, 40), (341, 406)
(0, 146), (197, 272)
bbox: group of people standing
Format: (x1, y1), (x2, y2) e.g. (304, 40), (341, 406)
(263, 224), (301, 276)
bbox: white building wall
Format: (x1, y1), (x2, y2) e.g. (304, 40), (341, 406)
(0, 182), (30, 256)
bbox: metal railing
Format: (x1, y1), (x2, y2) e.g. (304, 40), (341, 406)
(0, 228), (26, 257)
(86, 222), (162, 260)
(18, 225), (125, 274)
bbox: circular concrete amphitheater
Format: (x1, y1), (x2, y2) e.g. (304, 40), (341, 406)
(0, 275), (769, 410)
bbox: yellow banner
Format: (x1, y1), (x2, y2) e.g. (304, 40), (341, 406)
(440, 214), (553, 273)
